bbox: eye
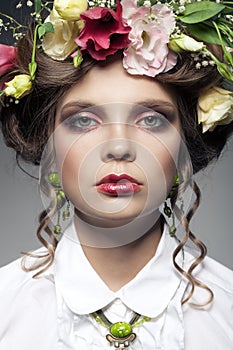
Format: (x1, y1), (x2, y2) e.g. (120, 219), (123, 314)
(63, 113), (100, 132)
(136, 112), (166, 130)
(76, 116), (96, 127)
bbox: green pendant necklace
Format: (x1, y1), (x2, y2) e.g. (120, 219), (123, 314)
(91, 309), (151, 349)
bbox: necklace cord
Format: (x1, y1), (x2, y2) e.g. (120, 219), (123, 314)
(92, 308), (151, 329)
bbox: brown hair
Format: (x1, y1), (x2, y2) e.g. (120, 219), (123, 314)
(1, 26), (233, 305)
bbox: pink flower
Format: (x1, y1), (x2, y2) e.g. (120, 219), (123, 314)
(74, 2), (130, 60)
(121, 0), (138, 22)
(0, 44), (16, 90)
(121, 2), (177, 77)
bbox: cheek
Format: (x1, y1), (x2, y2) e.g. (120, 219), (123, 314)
(137, 128), (181, 190)
(154, 146), (177, 195)
(54, 127), (86, 180)
(54, 136), (102, 210)
(140, 144), (177, 206)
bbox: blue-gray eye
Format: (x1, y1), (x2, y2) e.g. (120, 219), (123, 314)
(144, 116), (162, 127)
(137, 114), (165, 129)
(64, 114), (100, 131)
(77, 117), (96, 127)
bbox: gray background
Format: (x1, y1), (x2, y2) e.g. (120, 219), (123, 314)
(0, 1), (233, 269)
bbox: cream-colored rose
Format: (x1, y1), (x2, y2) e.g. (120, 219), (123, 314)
(42, 8), (81, 61)
(5, 74), (32, 99)
(197, 86), (233, 132)
(169, 34), (204, 53)
(54, 0), (88, 21)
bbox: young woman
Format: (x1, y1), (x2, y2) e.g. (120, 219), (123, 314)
(0, 1), (233, 349)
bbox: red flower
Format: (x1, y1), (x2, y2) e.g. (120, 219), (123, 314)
(0, 44), (16, 90)
(75, 2), (131, 60)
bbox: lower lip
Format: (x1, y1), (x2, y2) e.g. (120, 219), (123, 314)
(97, 182), (141, 196)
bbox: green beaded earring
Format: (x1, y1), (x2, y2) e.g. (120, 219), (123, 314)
(163, 174), (179, 237)
(48, 172), (70, 235)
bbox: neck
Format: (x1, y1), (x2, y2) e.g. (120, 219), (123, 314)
(73, 213), (163, 291)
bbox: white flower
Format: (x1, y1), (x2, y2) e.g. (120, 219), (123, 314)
(54, 0), (88, 21)
(201, 60), (209, 67)
(16, 2), (22, 9)
(197, 87), (233, 132)
(169, 34), (204, 53)
(42, 9), (81, 61)
(143, 1), (151, 7)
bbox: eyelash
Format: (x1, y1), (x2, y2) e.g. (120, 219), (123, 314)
(135, 112), (167, 131)
(63, 113), (100, 132)
(63, 111), (167, 132)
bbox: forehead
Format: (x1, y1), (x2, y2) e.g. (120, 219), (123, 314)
(57, 59), (177, 109)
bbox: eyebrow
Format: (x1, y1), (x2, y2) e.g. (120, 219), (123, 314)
(59, 98), (177, 114)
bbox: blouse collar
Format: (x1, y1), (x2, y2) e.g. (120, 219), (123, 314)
(54, 221), (184, 318)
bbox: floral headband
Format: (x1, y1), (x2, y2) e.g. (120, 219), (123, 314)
(0, 0), (233, 132)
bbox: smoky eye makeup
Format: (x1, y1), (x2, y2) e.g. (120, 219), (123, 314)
(136, 112), (167, 128)
(57, 102), (178, 133)
(134, 112), (170, 133)
(57, 103), (104, 132)
(131, 103), (178, 133)
(131, 103), (177, 121)
(62, 112), (102, 132)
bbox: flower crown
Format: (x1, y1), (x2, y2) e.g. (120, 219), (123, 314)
(1, 0), (233, 132)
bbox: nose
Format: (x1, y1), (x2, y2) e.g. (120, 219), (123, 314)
(101, 125), (136, 162)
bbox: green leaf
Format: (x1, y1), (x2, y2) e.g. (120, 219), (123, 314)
(180, 2), (225, 24)
(29, 61), (37, 79)
(38, 25), (46, 39)
(222, 5), (233, 15)
(34, 0), (42, 14)
(38, 23), (54, 39)
(187, 23), (231, 46)
(44, 22), (54, 34)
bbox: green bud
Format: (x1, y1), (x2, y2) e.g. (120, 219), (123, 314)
(49, 172), (61, 187)
(164, 205), (172, 218)
(169, 34), (204, 53)
(73, 51), (83, 68)
(169, 226), (176, 237)
(54, 224), (62, 234)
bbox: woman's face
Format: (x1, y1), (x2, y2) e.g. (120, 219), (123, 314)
(53, 59), (182, 227)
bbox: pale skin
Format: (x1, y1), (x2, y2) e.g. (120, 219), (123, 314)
(54, 59), (181, 291)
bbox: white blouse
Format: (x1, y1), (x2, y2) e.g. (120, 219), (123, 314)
(0, 222), (232, 350)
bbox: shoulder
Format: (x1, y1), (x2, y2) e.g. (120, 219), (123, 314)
(0, 256), (31, 291)
(190, 255), (233, 313)
(183, 256), (233, 349)
(199, 255), (233, 293)
(184, 245), (233, 294)
(0, 249), (55, 293)
(0, 250), (56, 307)
(0, 252), (57, 346)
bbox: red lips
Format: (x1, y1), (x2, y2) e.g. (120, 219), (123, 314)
(96, 174), (142, 196)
